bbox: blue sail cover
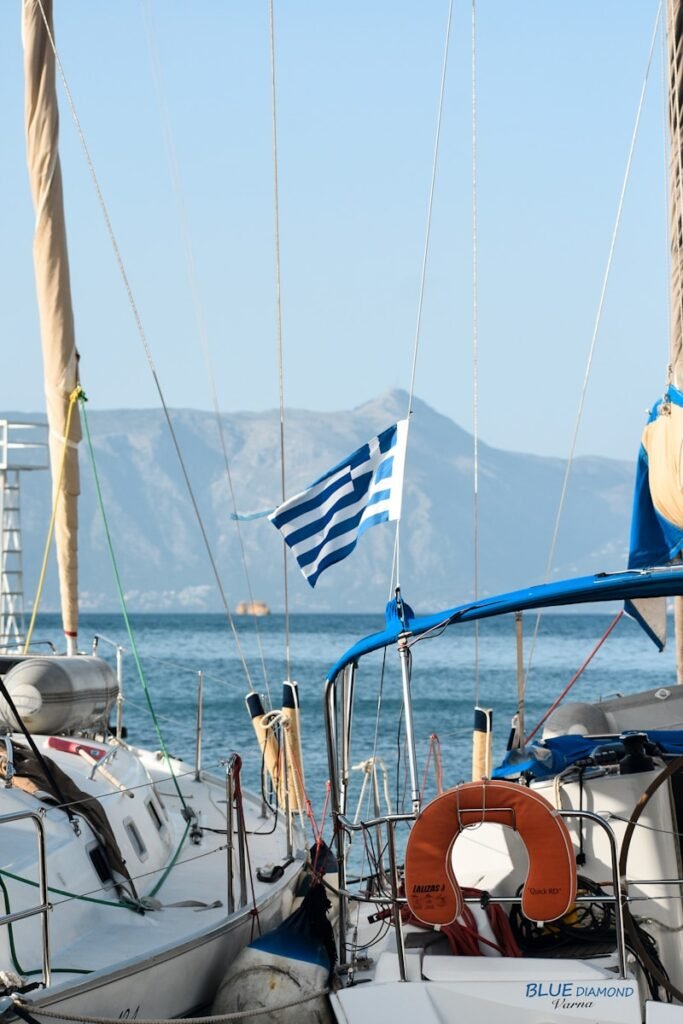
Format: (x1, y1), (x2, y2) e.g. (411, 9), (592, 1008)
(493, 731), (683, 781)
(628, 385), (683, 570)
(626, 386), (683, 648)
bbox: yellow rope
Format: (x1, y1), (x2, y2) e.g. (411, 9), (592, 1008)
(24, 386), (83, 653)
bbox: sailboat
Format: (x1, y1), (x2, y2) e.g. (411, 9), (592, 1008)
(0, 2), (304, 1021)
(314, 2), (683, 1022)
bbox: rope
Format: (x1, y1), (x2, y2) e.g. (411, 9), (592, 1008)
(79, 398), (188, 813)
(470, 0), (481, 705)
(524, 609), (624, 745)
(140, 3), (270, 701)
(0, 867), (133, 912)
(0, 872), (30, 976)
(395, 0), (454, 589)
(268, 0), (291, 680)
(13, 989), (331, 1024)
(2, 834), (237, 915)
(23, 386), (82, 653)
(420, 734), (444, 798)
(228, 756), (261, 941)
(618, 755), (683, 1003)
(524, 3), (662, 688)
(32, 0), (254, 694)
(148, 822), (190, 899)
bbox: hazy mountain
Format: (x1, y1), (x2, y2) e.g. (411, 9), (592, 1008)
(7, 389), (635, 614)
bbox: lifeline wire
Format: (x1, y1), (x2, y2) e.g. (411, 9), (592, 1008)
(525, 2), (662, 688)
(268, 0), (291, 681)
(33, 0), (254, 692)
(393, 0), (454, 592)
(140, 0), (270, 700)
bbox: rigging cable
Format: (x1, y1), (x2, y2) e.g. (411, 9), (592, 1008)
(669, 0), (683, 383)
(524, 2), (662, 689)
(33, 0), (254, 693)
(80, 398), (190, 813)
(268, 0), (291, 681)
(471, 0), (481, 705)
(23, 386), (81, 653)
(140, 0), (271, 701)
(393, 0), (454, 592)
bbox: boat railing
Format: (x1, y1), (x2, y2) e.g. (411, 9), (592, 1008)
(333, 808), (629, 981)
(0, 808), (50, 987)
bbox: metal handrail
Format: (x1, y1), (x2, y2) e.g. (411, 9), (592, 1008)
(333, 806), (631, 981)
(0, 809), (51, 986)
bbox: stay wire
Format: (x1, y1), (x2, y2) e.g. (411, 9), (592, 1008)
(268, 0), (291, 680)
(669, 0), (683, 382)
(471, 0), (480, 705)
(393, 0), (454, 592)
(524, 2), (662, 690)
(664, 2), (674, 373)
(34, 0), (254, 693)
(140, 1), (270, 701)
(23, 386), (81, 653)
(80, 398), (189, 812)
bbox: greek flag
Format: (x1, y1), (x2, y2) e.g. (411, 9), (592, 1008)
(270, 419), (408, 588)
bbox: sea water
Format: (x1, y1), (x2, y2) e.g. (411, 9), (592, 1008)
(30, 609), (678, 827)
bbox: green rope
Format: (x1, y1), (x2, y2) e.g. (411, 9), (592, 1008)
(0, 871), (29, 975)
(0, 867), (132, 910)
(0, 873), (92, 977)
(79, 396), (189, 814)
(148, 822), (190, 898)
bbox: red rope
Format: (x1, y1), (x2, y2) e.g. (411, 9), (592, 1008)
(525, 610), (624, 745)
(231, 755), (262, 939)
(402, 887), (521, 957)
(420, 734), (444, 799)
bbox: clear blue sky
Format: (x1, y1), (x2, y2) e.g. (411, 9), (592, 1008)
(0, 1), (669, 460)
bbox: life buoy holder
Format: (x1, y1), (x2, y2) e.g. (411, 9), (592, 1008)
(404, 779), (577, 926)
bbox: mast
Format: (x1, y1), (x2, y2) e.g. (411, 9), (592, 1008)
(668, 0), (683, 681)
(23, 0), (81, 654)
(669, 0), (683, 392)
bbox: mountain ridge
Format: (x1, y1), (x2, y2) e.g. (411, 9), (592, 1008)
(5, 389), (636, 614)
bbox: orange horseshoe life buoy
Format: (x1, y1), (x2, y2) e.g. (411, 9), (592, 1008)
(404, 779), (577, 926)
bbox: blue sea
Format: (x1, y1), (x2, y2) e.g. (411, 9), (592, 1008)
(31, 610), (679, 827)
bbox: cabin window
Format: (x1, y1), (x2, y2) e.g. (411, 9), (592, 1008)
(153, 784), (169, 819)
(670, 770), (683, 872)
(146, 798), (164, 832)
(89, 844), (114, 888)
(124, 819), (148, 860)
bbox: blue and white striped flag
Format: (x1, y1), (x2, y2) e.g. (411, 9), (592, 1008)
(270, 419), (408, 588)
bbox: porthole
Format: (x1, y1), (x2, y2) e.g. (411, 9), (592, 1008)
(124, 818), (148, 861)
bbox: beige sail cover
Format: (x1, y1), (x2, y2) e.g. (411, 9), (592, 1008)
(23, 0), (80, 638)
(643, 403), (683, 528)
